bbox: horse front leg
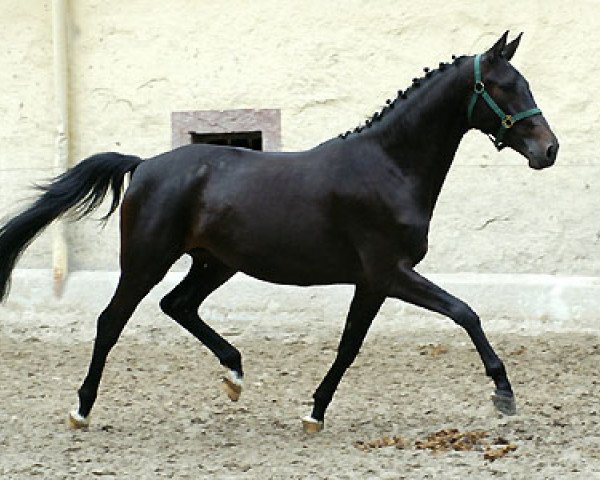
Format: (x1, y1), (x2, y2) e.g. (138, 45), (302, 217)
(387, 264), (516, 415)
(303, 286), (385, 432)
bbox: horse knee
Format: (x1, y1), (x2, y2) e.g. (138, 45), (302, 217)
(221, 349), (242, 373)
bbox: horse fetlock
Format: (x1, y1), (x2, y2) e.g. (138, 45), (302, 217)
(309, 394), (330, 424)
(486, 361), (510, 382)
(76, 385), (99, 418)
(220, 350), (243, 374)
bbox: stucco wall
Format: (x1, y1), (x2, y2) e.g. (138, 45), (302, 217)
(0, 0), (598, 277)
(0, 0), (55, 267)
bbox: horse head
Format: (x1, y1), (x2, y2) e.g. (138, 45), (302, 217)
(468, 31), (559, 170)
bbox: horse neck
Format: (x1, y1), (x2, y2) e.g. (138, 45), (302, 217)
(372, 64), (472, 208)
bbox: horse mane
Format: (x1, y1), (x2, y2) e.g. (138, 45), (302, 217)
(339, 55), (469, 139)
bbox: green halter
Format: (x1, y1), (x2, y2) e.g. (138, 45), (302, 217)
(467, 54), (541, 150)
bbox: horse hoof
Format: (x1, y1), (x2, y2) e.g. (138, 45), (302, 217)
(221, 370), (243, 402)
(68, 409), (90, 429)
(302, 416), (324, 433)
(491, 392), (517, 416)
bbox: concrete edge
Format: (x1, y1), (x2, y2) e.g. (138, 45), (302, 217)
(2, 269), (598, 336)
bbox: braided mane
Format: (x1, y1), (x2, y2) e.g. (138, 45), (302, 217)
(339, 55), (468, 139)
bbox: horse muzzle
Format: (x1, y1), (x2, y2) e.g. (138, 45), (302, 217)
(525, 137), (559, 170)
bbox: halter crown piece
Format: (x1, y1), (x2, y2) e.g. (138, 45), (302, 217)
(467, 54), (541, 150)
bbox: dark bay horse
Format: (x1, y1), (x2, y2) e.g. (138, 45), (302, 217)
(0, 32), (558, 432)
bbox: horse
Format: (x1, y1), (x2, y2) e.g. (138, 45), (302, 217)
(0, 32), (558, 433)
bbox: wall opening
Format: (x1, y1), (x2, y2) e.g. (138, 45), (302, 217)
(190, 130), (263, 150)
(172, 109), (281, 151)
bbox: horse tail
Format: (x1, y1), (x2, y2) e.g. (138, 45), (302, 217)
(0, 152), (143, 301)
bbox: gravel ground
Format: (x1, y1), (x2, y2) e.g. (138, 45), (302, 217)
(1, 315), (599, 479)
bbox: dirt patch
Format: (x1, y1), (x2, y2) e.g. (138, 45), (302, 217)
(1, 320), (599, 479)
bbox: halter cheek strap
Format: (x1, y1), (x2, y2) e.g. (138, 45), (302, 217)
(467, 54), (542, 150)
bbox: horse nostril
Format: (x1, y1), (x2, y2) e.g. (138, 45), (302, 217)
(546, 144), (558, 162)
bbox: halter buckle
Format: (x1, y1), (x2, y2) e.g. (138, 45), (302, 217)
(501, 115), (514, 129)
(474, 81), (485, 94)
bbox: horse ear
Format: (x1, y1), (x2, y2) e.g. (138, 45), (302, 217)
(502, 32), (523, 61)
(485, 31), (509, 62)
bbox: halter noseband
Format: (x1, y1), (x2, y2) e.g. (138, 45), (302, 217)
(467, 54), (541, 150)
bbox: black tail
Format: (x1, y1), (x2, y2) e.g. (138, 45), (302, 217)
(0, 152), (143, 301)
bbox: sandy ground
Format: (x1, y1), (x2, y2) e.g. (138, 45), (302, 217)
(1, 314), (599, 479)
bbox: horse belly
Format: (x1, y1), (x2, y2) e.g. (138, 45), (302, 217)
(203, 217), (360, 286)
(240, 245), (359, 286)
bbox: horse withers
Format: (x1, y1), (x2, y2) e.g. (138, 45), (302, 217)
(0, 32), (558, 432)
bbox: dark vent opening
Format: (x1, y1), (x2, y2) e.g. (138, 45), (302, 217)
(190, 131), (263, 151)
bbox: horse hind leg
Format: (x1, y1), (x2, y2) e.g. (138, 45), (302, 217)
(159, 252), (242, 401)
(68, 253), (179, 429)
